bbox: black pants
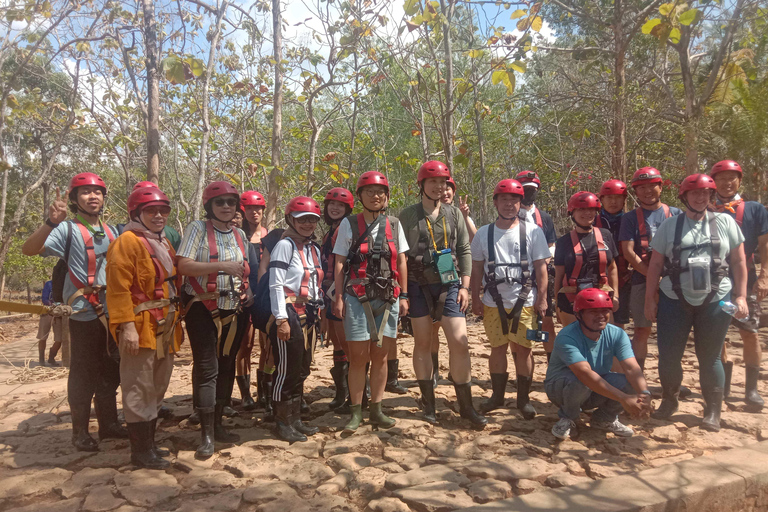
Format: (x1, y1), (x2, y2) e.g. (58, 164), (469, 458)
(185, 302), (248, 411)
(270, 305), (316, 402)
(68, 318), (121, 420)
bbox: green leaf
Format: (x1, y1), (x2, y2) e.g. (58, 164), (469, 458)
(659, 2), (674, 15)
(466, 49), (484, 59)
(505, 71), (516, 95)
(510, 61), (526, 73)
(669, 27), (681, 43)
(642, 18), (661, 34)
(403, 0), (419, 16)
(454, 154), (469, 165)
(298, 95), (307, 102)
(187, 58), (205, 77)
(531, 16), (543, 32)
(491, 70), (507, 85)
(509, 8), (526, 19)
(679, 8), (697, 25)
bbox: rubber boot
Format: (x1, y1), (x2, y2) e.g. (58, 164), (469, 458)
(417, 380), (438, 425)
(128, 422), (169, 470)
(362, 362), (370, 410)
(150, 418), (170, 457)
(453, 382), (488, 428)
(195, 408), (215, 460)
(745, 365), (765, 410)
(95, 397), (128, 440)
(329, 362), (350, 409)
(300, 385), (310, 415)
(723, 361), (734, 399)
(274, 400), (306, 443)
(38, 344), (47, 367)
(479, 372), (508, 413)
(188, 409), (200, 425)
(214, 401), (239, 443)
(652, 385), (679, 420)
(679, 385), (693, 399)
(385, 359), (408, 394)
(516, 375), (537, 420)
(256, 370), (267, 409)
(157, 405), (173, 419)
(369, 402), (396, 430)
(291, 396), (318, 436)
(431, 352), (440, 388)
(263, 374), (274, 421)
(222, 400), (239, 418)
(343, 404), (363, 433)
(701, 388), (723, 432)
(48, 341), (61, 367)
(71, 403), (99, 452)
(236, 375), (257, 411)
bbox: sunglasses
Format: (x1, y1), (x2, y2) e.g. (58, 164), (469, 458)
(214, 198), (238, 207)
(144, 206), (172, 216)
(295, 216), (319, 225)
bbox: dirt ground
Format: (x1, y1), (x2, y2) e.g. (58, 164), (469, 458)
(0, 314), (766, 512)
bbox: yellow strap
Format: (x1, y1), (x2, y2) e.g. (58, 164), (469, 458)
(425, 216), (449, 252)
(133, 299), (171, 316)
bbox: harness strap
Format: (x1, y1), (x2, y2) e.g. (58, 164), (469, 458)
(484, 220), (531, 335)
(561, 228), (608, 301)
(637, 204), (671, 262)
(67, 221), (115, 327)
(412, 205), (457, 321)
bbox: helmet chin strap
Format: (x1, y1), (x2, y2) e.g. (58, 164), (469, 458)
(421, 185), (441, 206)
(496, 212), (517, 221)
(570, 214), (593, 231)
(576, 312), (604, 334)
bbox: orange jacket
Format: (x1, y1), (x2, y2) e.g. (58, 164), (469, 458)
(106, 231), (183, 353)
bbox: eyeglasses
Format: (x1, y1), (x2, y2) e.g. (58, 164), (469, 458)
(144, 206), (171, 217)
(295, 216), (319, 225)
(214, 198), (238, 207)
(364, 188), (388, 197)
(713, 174), (740, 183)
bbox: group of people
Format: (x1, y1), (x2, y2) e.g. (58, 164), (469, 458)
(20, 158), (766, 470)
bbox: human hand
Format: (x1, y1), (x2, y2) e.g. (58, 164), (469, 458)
(534, 296), (548, 318)
(644, 297), (657, 323)
(333, 295), (345, 319)
(277, 320), (291, 340)
(49, 187), (68, 225)
(119, 323), (140, 356)
(457, 287), (469, 312)
(472, 298), (483, 317)
(734, 296), (749, 319)
(220, 261), (245, 279)
(753, 276), (768, 302)
(458, 195), (470, 219)
(399, 297), (409, 317)
(621, 394), (647, 419)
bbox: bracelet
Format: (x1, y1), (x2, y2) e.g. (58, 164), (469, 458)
(459, 285), (469, 291)
(399, 293), (409, 299)
(640, 389), (651, 396)
(45, 218), (59, 228)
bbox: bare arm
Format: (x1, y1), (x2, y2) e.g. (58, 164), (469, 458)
(618, 357), (649, 394)
(643, 249), (665, 322)
(23, 188), (68, 256)
(258, 249), (271, 281)
(755, 233), (768, 301)
(471, 259), (485, 316)
(533, 258), (548, 317)
(570, 361), (632, 402)
(622, 240), (647, 276)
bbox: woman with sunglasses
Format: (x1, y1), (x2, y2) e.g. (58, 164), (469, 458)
(269, 196), (323, 443)
(106, 186), (183, 469)
(177, 181), (251, 459)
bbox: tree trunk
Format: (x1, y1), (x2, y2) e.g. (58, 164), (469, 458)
(471, 62), (487, 224)
(684, 117), (699, 174)
(266, 0), (283, 229)
(306, 122), (322, 196)
(42, 182), (49, 219)
(348, 51), (360, 177)
(611, 0), (627, 181)
(143, 0), (160, 183)
(0, 272), (5, 305)
(439, 0), (454, 168)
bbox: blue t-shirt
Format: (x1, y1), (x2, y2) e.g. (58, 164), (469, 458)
(42, 220), (118, 322)
(42, 280), (53, 306)
(598, 209), (623, 244)
(716, 200), (768, 284)
(619, 205), (682, 285)
(545, 322), (635, 383)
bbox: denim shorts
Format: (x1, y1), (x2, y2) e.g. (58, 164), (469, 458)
(408, 281), (464, 319)
(342, 294), (399, 342)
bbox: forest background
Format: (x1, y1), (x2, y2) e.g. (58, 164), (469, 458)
(0, 0), (766, 299)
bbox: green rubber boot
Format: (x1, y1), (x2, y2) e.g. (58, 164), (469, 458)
(343, 404), (363, 434)
(369, 402), (396, 430)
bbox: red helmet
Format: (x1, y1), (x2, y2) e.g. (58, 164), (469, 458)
(630, 167), (663, 187)
(493, 179), (524, 198)
(68, 172), (107, 199)
(286, 196), (321, 218)
(417, 160), (451, 185)
(573, 288), (614, 313)
(515, 171), (540, 187)
(710, 160), (742, 177)
(678, 173), (716, 200)
(203, 181), (239, 205)
(241, 190), (266, 208)
(132, 181), (158, 192)
(446, 177), (456, 191)
(599, 179), (627, 197)
(128, 186), (170, 217)
(567, 191), (601, 214)
(324, 187), (354, 209)
(356, 171), (389, 194)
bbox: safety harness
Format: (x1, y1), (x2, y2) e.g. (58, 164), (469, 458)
(595, 213), (631, 285)
(344, 214), (401, 346)
(636, 204), (671, 263)
(713, 199), (754, 270)
(559, 228), (610, 301)
(662, 212), (729, 308)
(129, 231), (181, 359)
(186, 221), (251, 356)
(66, 220), (116, 329)
(321, 223), (340, 300)
(484, 220), (532, 335)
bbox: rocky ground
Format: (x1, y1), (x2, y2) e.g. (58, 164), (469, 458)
(0, 315), (766, 512)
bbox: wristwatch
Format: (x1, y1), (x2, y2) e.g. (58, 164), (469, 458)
(45, 218), (59, 228)
(640, 390), (651, 396)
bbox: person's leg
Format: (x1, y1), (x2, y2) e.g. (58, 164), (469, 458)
(558, 311), (577, 327)
(385, 333), (407, 394)
(67, 319), (101, 451)
(431, 321), (441, 385)
(94, 324), (126, 440)
(411, 315), (435, 380)
(652, 294), (693, 419)
(344, 339), (370, 432)
(480, 303), (510, 413)
(629, 283), (653, 369)
(370, 336), (397, 428)
(740, 329), (764, 407)
(291, 312), (318, 437)
(215, 311), (248, 442)
(547, 373), (592, 421)
(270, 308), (308, 443)
(235, 323), (256, 409)
(692, 301), (729, 431)
(583, 373), (635, 436)
(48, 318), (62, 366)
(36, 315), (51, 366)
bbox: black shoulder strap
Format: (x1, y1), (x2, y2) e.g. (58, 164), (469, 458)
(64, 220), (73, 264)
(370, 215), (387, 265)
(349, 214), (379, 260)
(487, 222), (496, 273)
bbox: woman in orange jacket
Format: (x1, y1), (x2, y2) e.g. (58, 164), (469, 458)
(106, 186), (182, 470)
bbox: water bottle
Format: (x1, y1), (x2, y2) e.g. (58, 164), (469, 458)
(719, 300), (738, 316)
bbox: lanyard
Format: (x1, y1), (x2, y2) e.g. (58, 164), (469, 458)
(76, 214), (106, 240)
(425, 216), (448, 252)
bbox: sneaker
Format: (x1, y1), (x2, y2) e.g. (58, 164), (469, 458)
(551, 418), (577, 440)
(591, 418), (634, 437)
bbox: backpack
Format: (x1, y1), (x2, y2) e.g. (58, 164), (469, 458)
(50, 221), (73, 303)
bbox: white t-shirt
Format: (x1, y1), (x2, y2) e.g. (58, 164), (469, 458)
(269, 238), (321, 319)
(471, 221), (551, 308)
(333, 216), (409, 258)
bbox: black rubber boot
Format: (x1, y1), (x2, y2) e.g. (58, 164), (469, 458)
(214, 401), (239, 443)
(329, 362), (350, 409)
(291, 396), (318, 436)
(723, 361), (734, 399)
(516, 375), (537, 420)
(385, 359), (408, 394)
(431, 352), (440, 388)
(701, 388), (723, 432)
(151, 418), (170, 457)
(95, 397), (128, 440)
(195, 408), (215, 460)
(454, 382), (488, 428)
(263, 374), (274, 421)
(299, 384), (310, 415)
(222, 401), (238, 418)
(157, 405), (173, 419)
(128, 422), (169, 470)
(71, 403), (98, 452)
(651, 384), (680, 420)
(480, 372), (508, 413)
(256, 370), (267, 409)
(188, 409), (200, 425)
(274, 400), (307, 443)
(679, 385), (693, 399)
(417, 379), (438, 425)
(236, 375), (257, 411)
(745, 365), (764, 410)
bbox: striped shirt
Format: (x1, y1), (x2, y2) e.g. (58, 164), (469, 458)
(177, 220), (249, 311)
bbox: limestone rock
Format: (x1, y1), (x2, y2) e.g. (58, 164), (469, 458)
(467, 479), (512, 503)
(393, 481), (475, 512)
(349, 466), (388, 501)
(515, 479), (546, 494)
(113, 469), (181, 507)
(173, 450), (218, 472)
(174, 489), (243, 512)
(585, 461), (631, 479)
(4, 451), (94, 469)
(459, 456), (565, 482)
(366, 497), (412, 512)
(242, 481), (298, 504)
(327, 452), (372, 472)
(0, 467), (72, 499)
(650, 424), (683, 443)
(324, 435), (384, 458)
(5, 498), (84, 512)
(386, 464), (470, 490)
(82, 486), (126, 512)
(56, 467), (119, 498)
(315, 469), (355, 495)
(179, 469), (238, 493)
(545, 472), (593, 488)
(383, 447), (429, 470)
(270, 458), (335, 489)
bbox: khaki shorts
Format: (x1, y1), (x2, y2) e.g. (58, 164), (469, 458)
(483, 304), (537, 349)
(36, 315), (62, 342)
